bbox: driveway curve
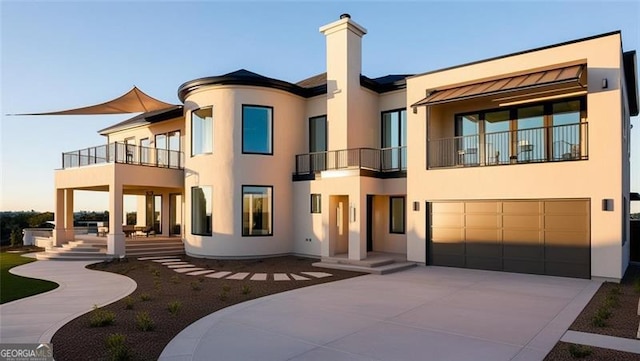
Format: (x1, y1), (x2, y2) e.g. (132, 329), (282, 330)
(160, 266), (599, 361)
(0, 256), (136, 343)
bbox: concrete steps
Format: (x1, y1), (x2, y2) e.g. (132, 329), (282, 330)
(37, 240), (111, 261)
(313, 254), (417, 275)
(125, 238), (184, 257)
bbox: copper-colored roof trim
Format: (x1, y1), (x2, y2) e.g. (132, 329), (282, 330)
(412, 64), (586, 107)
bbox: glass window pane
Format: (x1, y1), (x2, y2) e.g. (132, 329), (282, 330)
(242, 186), (272, 236)
(243, 106), (272, 154)
(310, 194), (321, 214)
(140, 138), (151, 165)
(517, 106), (545, 162)
(191, 186), (212, 236)
(484, 110), (510, 165)
(552, 100), (582, 160)
(191, 107), (213, 156)
(390, 197), (405, 234)
(456, 114), (480, 165)
(309, 116), (327, 152)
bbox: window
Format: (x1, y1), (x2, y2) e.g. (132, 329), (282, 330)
(309, 115), (327, 172)
(382, 109), (407, 169)
(191, 107), (213, 156)
(310, 194), (321, 213)
(140, 138), (151, 165)
(242, 186), (272, 236)
(451, 97), (586, 166)
(390, 196), (405, 234)
(243, 105), (273, 154)
(191, 186), (212, 236)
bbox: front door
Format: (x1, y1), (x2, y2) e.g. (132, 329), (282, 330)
(366, 195), (373, 252)
(329, 195), (348, 255)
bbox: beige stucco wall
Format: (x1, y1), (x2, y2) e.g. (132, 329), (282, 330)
(106, 117), (185, 149)
(405, 33), (628, 279)
(182, 85), (305, 258)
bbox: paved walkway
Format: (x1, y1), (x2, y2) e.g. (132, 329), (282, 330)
(160, 266), (602, 361)
(561, 330), (640, 353)
(138, 256), (334, 281)
(0, 257), (136, 343)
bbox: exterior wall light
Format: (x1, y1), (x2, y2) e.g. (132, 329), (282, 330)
(602, 78), (608, 89)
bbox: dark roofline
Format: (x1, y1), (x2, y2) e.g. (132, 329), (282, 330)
(178, 71), (409, 102)
(623, 51), (639, 116)
(98, 105), (183, 135)
(408, 30), (622, 79)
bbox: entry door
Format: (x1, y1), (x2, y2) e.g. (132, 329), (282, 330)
(329, 195), (349, 255)
(366, 195), (374, 252)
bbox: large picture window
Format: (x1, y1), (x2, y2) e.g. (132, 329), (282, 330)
(390, 196), (405, 234)
(243, 105), (273, 154)
(191, 107), (213, 156)
(191, 186), (212, 236)
(242, 186), (272, 236)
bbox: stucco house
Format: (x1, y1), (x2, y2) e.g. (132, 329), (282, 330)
(49, 15), (638, 281)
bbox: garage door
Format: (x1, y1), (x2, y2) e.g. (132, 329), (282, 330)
(428, 199), (590, 278)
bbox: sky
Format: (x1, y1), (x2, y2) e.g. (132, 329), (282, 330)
(1, 0), (639, 212)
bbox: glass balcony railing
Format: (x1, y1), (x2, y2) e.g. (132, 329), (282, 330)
(428, 123), (588, 169)
(62, 142), (184, 170)
(294, 146), (406, 176)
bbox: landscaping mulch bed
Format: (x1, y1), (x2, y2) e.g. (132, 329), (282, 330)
(544, 264), (640, 360)
(545, 341), (640, 361)
(51, 256), (365, 361)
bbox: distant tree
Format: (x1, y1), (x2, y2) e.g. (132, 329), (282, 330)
(10, 228), (23, 247)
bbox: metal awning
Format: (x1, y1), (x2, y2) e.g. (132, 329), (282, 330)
(412, 64), (586, 107)
(14, 86), (176, 115)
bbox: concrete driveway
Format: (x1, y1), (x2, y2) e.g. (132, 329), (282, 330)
(160, 266), (600, 361)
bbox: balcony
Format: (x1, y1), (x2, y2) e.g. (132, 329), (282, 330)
(428, 123), (588, 169)
(294, 146), (406, 180)
(62, 142), (184, 170)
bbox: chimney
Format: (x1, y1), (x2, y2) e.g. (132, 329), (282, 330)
(320, 14), (367, 150)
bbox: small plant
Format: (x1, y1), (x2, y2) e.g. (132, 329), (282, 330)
(222, 284), (231, 292)
(135, 311), (155, 331)
(591, 314), (607, 327)
(151, 268), (161, 277)
(608, 284), (622, 295)
(139, 293), (152, 302)
(167, 300), (182, 315)
(190, 281), (201, 291)
(154, 279), (162, 291)
(241, 285), (252, 295)
(634, 277), (640, 294)
(595, 306), (611, 320)
(218, 291), (228, 301)
(123, 296), (135, 310)
(603, 294), (620, 308)
(105, 333), (130, 361)
(170, 275), (180, 284)
(568, 344), (592, 358)
(89, 305), (116, 327)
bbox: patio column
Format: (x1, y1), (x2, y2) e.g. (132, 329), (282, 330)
(107, 183), (125, 256)
(162, 190), (170, 236)
(64, 189), (75, 241)
(53, 188), (65, 246)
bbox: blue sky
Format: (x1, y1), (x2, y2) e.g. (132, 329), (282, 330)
(1, 1), (639, 211)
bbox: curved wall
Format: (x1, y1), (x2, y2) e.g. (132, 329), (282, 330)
(183, 85), (306, 257)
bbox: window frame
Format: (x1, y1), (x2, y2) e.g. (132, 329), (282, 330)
(310, 194), (321, 214)
(241, 185), (273, 237)
(242, 104), (274, 155)
(381, 108), (407, 149)
(309, 115), (327, 153)
(389, 196), (406, 234)
(191, 186), (212, 236)
(191, 106), (213, 157)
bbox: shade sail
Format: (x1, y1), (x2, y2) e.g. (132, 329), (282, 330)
(412, 64), (586, 107)
(15, 86), (176, 115)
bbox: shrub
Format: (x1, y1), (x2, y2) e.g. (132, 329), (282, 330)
(105, 333), (130, 361)
(135, 311), (155, 331)
(154, 279), (162, 291)
(218, 291), (228, 301)
(168, 300), (182, 315)
(634, 277), (640, 294)
(603, 294), (619, 309)
(9, 228), (23, 247)
(241, 285), (252, 295)
(568, 344), (592, 358)
(170, 275), (180, 284)
(222, 284), (231, 293)
(151, 269), (161, 277)
(190, 281), (201, 291)
(89, 305), (116, 327)
(139, 293), (152, 302)
(608, 284), (622, 295)
(123, 296), (134, 310)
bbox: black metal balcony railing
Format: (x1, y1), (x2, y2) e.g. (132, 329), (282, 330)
(428, 123), (588, 169)
(294, 146), (406, 176)
(62, 142), (184, 169)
